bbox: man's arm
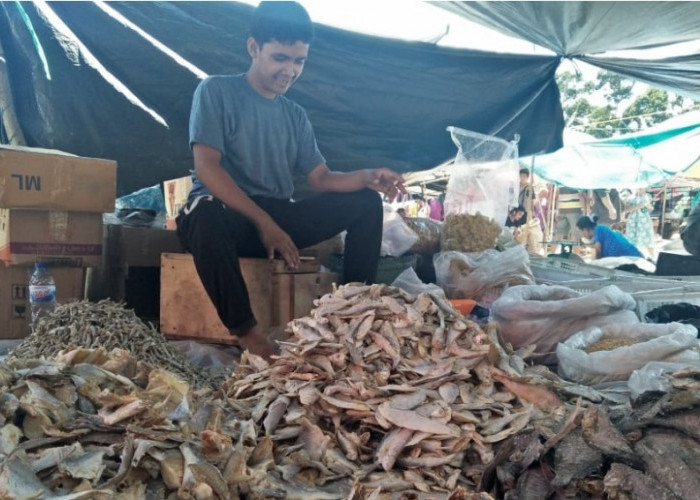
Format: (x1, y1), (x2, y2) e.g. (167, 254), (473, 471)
(600, 191), (618, 220)
(307, 164), (406, 201)
(193, 143), (300, 267)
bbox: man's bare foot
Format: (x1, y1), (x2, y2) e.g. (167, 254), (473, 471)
(237, 326), (278, 361)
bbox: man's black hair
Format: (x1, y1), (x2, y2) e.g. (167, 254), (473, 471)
(519, 167), (530, 176)
(250, 1), (314, 45)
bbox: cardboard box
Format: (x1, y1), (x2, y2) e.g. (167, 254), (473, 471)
(163, 176), (192, 226)
(0, 145), (117, 213)
(160, 253), (337, 343)
(0, 209), (103, 267)
(0, 266), (86, 338)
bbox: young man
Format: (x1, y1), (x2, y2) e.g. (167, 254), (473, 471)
(176, 2), (405, 359)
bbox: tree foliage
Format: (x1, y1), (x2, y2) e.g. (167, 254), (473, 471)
(556, 69), (698, 139)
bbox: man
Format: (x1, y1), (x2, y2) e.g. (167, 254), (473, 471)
(553, 186), (586, 241)
(176, 2), (405, 359)
(586, 189), (621, 225)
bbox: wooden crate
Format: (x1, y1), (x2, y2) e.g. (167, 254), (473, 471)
(160, 253), (336, 343)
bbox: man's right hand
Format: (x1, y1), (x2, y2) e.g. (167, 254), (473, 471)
(256, 217), (300, 268)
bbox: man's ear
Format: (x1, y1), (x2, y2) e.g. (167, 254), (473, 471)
(247, 37), (260, 58)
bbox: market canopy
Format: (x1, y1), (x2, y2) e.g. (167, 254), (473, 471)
(0, 1), (562, 196)
(2, 2), (700, 195)
(523, 111), (700, 189)
(440, 2), (700, 101)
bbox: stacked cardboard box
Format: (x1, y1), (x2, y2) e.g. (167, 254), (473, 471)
(0, 145), (117, 337)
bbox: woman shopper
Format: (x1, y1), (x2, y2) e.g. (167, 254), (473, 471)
(576, 215), (643, 259)
(623, 187), (655, 259)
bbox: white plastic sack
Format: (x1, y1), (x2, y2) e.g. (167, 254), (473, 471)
(381, 204), (419, 257)
(433, 246), (534, 304)
(491, 284), (639, 364)
(557, 322), (700, 384)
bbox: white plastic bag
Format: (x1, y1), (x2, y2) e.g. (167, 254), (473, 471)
(556, 322), (700, 384)
(442, 127), (519, 222)
(433, 246), (534, 304)
(381, 204), (419, 257)
(628, 361), (700, 400)
(491, 284), (639, 364)
(391, 266), (446, 299)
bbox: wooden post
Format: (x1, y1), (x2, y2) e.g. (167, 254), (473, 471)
(660, 183), (667, 238)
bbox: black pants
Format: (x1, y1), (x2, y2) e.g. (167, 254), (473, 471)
(176, 190), (382, 335)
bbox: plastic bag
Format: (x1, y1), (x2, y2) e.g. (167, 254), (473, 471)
(403, 217), (442, 254)
(442, 127), (519, 222)
(556, 322), (700, 384)
(381, 204), (419, 257)
(628, 361), (700, 400)
(491, 284), (639, 364)
(391, 266), (446, 299)
(433, 245), (534, 304)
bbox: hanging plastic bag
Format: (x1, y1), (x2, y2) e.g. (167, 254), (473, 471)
(442, 127), (519, 223)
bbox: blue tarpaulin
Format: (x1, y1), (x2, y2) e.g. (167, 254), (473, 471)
(523, 111), (700, 189)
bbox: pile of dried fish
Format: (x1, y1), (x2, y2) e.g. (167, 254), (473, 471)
(479, 367), (700, 499)
(220, 283), (575, 498)
(0, 347), (225, 498)
(8, 300), (222, 389)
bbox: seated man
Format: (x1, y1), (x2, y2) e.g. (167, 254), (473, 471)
(176, 2), (405, 359)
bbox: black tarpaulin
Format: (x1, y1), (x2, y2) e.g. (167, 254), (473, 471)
(441, 1), (700, 100)
(0, 1), (562, 195)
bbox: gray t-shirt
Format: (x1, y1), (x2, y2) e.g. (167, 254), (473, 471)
(188, 74), (325, 200)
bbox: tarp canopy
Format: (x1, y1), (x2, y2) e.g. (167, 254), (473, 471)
(440, 1), (700, 100)
(523, 111), (700, 189)
(0, 1), (562, 196)
(2, 2), (700, 195)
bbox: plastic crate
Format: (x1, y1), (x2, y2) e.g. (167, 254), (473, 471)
(634, 288), (700, 319)
(529, 256), (628, 283)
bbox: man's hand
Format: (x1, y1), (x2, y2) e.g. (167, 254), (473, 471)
(256, 217), (300, 268)
(366, 168), (407, 202)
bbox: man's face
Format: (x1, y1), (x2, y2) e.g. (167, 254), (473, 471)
(247, 38), (309, 99)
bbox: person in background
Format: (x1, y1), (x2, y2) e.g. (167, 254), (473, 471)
(576, 215), (643, 259)
(623, 187), (655, 259)
(554, 186), (586, 241)
(176, 2), (405, 359)
(586, 189), (621, 226)
(428, 197), (443, 221)
(416, 198), (430, 218)
(505, 205), (526, 229)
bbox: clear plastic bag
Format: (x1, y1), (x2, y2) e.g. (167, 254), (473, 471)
(442, 127), (519, 222)
(403, 217), (442, 254)
(391, 266), (446, 299)
(433, 245), (534, 304)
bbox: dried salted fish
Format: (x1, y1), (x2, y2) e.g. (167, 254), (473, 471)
(0, 423), (23, 456)
(7, 300), (222, 389)
(0, 453), (52, 499)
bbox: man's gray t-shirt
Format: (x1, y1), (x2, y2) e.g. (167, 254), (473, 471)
(188, 74), (325, 200)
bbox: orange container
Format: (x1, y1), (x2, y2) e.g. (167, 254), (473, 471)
(449, 299), (476, 315)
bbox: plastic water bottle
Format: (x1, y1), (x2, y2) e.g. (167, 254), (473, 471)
(29, 262), (56, 326)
